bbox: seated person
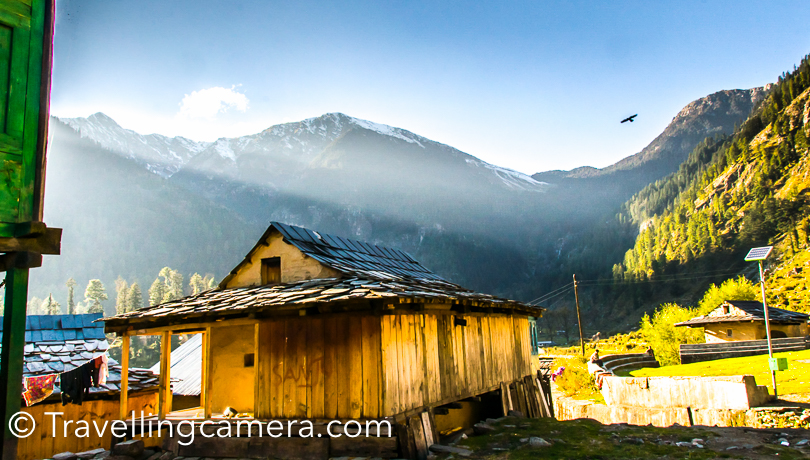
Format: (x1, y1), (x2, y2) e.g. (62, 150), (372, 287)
(587, 349), (613, 389)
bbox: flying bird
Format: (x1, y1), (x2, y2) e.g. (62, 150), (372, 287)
(621, 114), (638, 123)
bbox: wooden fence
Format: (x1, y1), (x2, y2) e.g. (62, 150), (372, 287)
(679, 337), (810, 364)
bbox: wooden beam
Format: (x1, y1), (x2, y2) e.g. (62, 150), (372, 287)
(158, 331), (171, 418)
(0, 227), (61, 255)
(0, 251), (42, 272)
(119, 333), (130, 420)
(0, 268), (29, 460)
(203, 327), (213, 418)
(253, 322), (260, 417)
(122, 317), (259, 336)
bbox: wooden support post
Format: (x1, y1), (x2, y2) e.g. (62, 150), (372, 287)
(573, 274), (585, 356)
(203, 327), (213, 418)
(253, 323), (260, 418)
(499, 382), (509, 416)
(119, 333), (130, 420)
(0, 267), (29, 460)
(158, 331), (172, 419)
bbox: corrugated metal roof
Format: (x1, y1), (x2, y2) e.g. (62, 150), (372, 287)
(149, 334), (202, 396)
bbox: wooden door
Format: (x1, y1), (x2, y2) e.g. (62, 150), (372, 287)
(0, 0), (50, 230)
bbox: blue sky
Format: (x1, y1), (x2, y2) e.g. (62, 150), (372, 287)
(50, 0), (810, 174)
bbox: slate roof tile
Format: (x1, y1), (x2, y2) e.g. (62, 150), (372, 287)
(676, 300), (810, 327)
(0, 314), (159, 403)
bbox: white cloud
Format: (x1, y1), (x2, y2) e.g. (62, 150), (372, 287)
(177, 86), (249, 120)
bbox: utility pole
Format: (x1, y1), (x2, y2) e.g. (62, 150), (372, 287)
(573, 274), (585, 356)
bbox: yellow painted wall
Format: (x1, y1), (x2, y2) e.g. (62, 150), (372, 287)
(210, 324), (255, 413)
(224, 231), (341, 288)
(705, 323), (763, 343)
(705, 322), (808, 342)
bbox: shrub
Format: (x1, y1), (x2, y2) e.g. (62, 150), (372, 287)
(639, 303), (704, 366)
(698, 276), (759, 314)
(551, 355), (595, 397)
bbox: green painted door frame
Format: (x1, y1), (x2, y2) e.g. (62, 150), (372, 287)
(0, 1), (56, 459)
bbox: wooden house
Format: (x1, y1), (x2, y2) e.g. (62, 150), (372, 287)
(0, 313), (159, 460)
(675, 300), (810, 343)
(103, 222), (545, 458)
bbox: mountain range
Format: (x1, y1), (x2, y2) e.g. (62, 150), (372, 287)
(33, 84), (775, 331)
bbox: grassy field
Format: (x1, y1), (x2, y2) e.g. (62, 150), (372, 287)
(630, 349), (810, 396)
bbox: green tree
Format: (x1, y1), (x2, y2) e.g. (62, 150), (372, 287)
(41, 294), (61, 315)
(114, 276), (130, 315)
(158, 267), (184, 302)
(66, 278), (77, 315)
(84, 279), (108, 314)
(148, 277), (165, 307)
(189, 273), (205, 295)
(205, 275), (217, 290)
(128, 282), (144, 312)
(639, 303), (703, 366)
(697, 276), (759, 314)
(26, 296), (44, 314)
(167, 270), (184, 301)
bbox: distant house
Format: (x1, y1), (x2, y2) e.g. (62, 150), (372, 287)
(0, 313), (159, 460)
(103, 222), (545, 459)
(675, 300), (810, 343)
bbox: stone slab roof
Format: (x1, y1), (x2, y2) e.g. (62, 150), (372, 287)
(103, 276), (541, 332)
(0, 313), (158, 397)
(675, 300), (809, 327)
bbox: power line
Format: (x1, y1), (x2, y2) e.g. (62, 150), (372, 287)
(527, 282), (573, 305)
(528, 265), (749, 306)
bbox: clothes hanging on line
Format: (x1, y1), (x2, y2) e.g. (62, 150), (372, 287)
(59, 364), (88, 406)
(93, 354), (108, 386)
(22, 374), (57, 407)
(59, 355), (104, 406)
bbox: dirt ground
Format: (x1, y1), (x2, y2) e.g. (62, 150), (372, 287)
(442, 416), (810, 459)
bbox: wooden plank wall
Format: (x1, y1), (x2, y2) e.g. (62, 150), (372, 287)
(255, 315), (382, 420)
(16, 392), (159, 460)
(382, 313), (532, 416)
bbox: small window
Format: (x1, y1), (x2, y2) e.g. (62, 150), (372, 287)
(721, 305), (729, 315)
(261, 257), (281, 285)
(244, 353), (255, 367)
(727, 329), (733, 337)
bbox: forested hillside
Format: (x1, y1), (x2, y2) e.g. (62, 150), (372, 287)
(612, 55), (810, 314)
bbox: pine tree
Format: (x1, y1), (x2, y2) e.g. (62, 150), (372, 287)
(189, 273), (205, 295)
(148, 277), (165, 307)
(26, 296), (44, 314)
(128, 282), (144, 312)
(158, 267), (184, 302)
(205, 275), (217, 290)
(167, 270), (184, 301)
(41, 294), (61, 315)
(84, 279), (108, 314)
(115, 277), (130, 315)
(66, 278), (77, 315)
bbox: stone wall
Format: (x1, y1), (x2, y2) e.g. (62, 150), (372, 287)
(555, 396), (810, 429)
(600, 375), (771, 410)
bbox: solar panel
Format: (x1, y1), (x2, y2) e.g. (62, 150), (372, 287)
(744, 246), (773, 261)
